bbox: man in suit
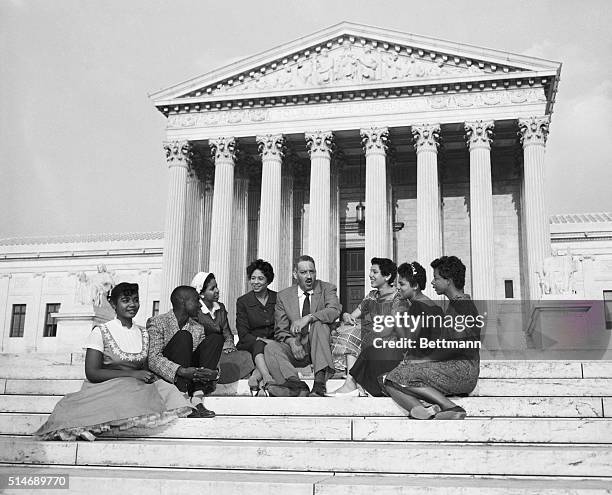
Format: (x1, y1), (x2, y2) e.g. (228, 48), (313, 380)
(147, 285), (223, 418)
(264, 255), (341, 397)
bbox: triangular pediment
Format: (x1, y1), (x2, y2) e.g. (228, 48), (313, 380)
(151, 22), (560, 104)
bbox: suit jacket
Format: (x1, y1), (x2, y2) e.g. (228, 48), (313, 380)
(147, 310), (206, 383)
(274, 280), (341, 342)
(236, 290), (277, 347)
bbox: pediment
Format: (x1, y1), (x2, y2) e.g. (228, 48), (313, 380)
(151, 22), (561, 105)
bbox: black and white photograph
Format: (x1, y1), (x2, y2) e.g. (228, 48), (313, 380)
(1, 0), (611, 492)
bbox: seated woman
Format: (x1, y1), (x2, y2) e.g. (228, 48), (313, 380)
(191, 272), (254, 388)
(329, 257), (406, 397)
(34, 283), (193, 441)
(383, 256), (481, 420)
(235, 259), (277, 396)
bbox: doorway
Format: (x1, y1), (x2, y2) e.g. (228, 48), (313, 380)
(340, 248), (365, 313)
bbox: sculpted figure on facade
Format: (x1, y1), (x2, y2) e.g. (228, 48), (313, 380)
(90, 264), (116, 306)
(357, 46), (379, 81)
(315, 48), (334, 85)
(536, 249), (583, 297)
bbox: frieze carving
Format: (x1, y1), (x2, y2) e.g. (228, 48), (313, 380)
(163, 140), (192, 168)
(256, 134), (286, 161)
(167, 89), (546, 130)
(305, 131), (335, 158)
(465, 120), (494, 150)
(210, 136), (237, 163)
(360, 127), (389, 155)
(518, 116), (550, 147)
(412, 124), (441, 153)
(203, 42), (488, 97)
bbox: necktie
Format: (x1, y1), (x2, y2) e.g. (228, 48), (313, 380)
(301, 292), (311, 339)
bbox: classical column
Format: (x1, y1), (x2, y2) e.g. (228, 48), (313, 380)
(361, 127), (390, 290)
(519, 116), (551, 300)
(413, 124), (442, 297)
(209, 136), (237, 299)
(256, 134), (285, 290)
(465, 120), (496, 300)
(228, 173), (250, 329)
(160, 140), (191, 312)
(200, 178), (213, 271)
(280, 164), (294, 290)
(330, 156), (341, 292)
(305, 131), (334, 282)
(182, 170), (201, 283)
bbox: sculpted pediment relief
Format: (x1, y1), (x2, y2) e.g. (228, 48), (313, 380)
(151, 23), (561, 105)
(200, 42), (491, 97)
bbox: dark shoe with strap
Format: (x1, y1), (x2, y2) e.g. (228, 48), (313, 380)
(309, 381), (326, 397)
(187, 403), (216, 418)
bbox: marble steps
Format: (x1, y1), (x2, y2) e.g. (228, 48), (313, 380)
(3, 413), (612, 444)
(0, 394), (607, 418)
(1, 466), (611, 495)
(2, 436), (612, 477)
(4, 358), (612, 380)
(1, 377), (611, 397)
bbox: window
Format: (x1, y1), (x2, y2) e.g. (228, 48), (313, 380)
(152, 300), (160, 317)
(604, 291), (612, 330)
(43, 303), (61, 337)
(10, 304), (26, 338)
(504, 280), (514, 299)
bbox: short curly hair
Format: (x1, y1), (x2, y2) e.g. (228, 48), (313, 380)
(397, 261), (426, 290)
(246, 259), (275, 284)
(371, 257), (397, 285)
(107, 282), (139, 304)
(430, 256), (466, 290)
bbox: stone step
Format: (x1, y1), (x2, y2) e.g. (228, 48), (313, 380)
(0, 360), (596, 380)
(1, 466), (611, 495)
(2, 437), (612, 477)
(2, 377), (611, 397)
(0, 394), (605, 418)
(4, 414), (612, 444)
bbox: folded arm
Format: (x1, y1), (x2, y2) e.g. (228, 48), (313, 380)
(146, 317), (181, 383)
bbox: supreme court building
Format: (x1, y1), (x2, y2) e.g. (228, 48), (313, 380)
(151, 22), (561, 318)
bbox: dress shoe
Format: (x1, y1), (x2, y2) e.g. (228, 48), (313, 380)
(187, 403), (216, 418)
(309, 382), (326, 397)
(326, 387), (360, 397)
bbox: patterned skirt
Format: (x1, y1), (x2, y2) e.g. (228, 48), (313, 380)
(331, 323), (362, 372)
(34, 377), (193, 441)
(386, 358), (480, 396)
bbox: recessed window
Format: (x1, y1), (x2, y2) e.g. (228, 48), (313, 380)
(43, 303), (61, 337)
(504, 280), (514, 299)
(10, 304), (26, 338)
(603, 291), (612, 330)
(152, 300), (160, 317)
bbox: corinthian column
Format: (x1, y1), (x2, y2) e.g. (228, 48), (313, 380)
(182, 170), (201, 283)
(519, 116), (551, 300)
(305, 131), (334, 282)
(256, 134), (285, 290)
(465, 120), (496, 300)
(160, 140), (191, 312)
(361, 127), (390, 291)
(413, 124), (442, 297)
(209, 136), (237, 298)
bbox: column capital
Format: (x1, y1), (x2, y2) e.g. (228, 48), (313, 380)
(360, 127), (389, 156)
(305, 130), (335, 158)
(518, 116), (550, 148)
(412, 124), (441, 154)
(256, 134), (285, 161)
(210, 136), (237, 163)
(163, 140), (192, 169)
(465, 120), (494, 151)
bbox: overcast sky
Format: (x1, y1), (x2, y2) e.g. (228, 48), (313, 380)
(1, 0), (611, 238)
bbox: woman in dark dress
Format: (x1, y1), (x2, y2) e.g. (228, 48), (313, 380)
(191, 272), (254, 388)
(235, 259), (277, 396)
(383, 257), (481, 420)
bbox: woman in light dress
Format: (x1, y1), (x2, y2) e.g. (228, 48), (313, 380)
(34, 283), (193, 441)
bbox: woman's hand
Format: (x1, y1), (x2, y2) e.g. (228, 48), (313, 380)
(342, 312), (357, 325)
(223, 339), (237, 354)
(132, 370), (156, 383)
(256, 337), (275, 344)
